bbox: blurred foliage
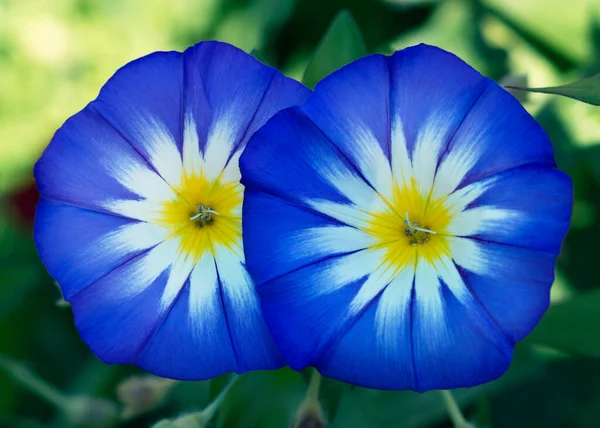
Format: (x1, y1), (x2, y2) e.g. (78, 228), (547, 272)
(2, 0), (600, 427)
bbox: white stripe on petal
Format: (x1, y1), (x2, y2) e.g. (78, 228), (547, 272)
(444, 178), (495, 215)
(352, 260), (415, 317)
(115, 238), (180, 300)
(188, 253), (222, 336)
(431, 143), (478, 199)
(212, 244), (253, 306)
(287, 226), (377, 260)
(315, 157), (387, 211)
(308, 200), (372, 229)
(411, 115), (450, 197)
(351, 125), (394, 200)
(432, 255), (470, 305)
(203, 115), (236, 181)
(220, 150), (242, 183)
(106, 158), (176, 202)
(414, 258), (444, 326)
(315, 248), (388, 296)
(391, 115), (413, 189)
(160, 248), (198, 309)
(142, 120), (183, 186)
(102, 199), (165, 223)
(447, 207), (518, 237)
(448, 237), (486, 275)
(375, 265), (415, 345)
(183, 113), (204, 175)
(106, 221), (170, 253)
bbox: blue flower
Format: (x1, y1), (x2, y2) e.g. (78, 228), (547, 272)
(34, 41), (310, 379)
(240, 44), (572, 391)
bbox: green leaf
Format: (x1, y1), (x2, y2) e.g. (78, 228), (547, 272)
(216, 368), (306, 428)
(528, 290), (600, 357)
(505, 73), (600, 106)
(302, 10), (368, 89)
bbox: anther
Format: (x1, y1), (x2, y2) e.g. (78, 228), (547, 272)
(403, 212), (436, 244)
(190, 205), (219, 227)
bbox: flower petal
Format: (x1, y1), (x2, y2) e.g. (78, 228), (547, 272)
(446, 166), (572, 253)
(411, 257), (513, 391)
(134, 253), (238, 379)
(316, 264), (416, 390)
(387, 45), (490, 197)
(35, 198), (168, 298)
(69, 238), (186, 363)
(240, 107), (387, 226)
(450, 237), (557, 342)
(91, 51), (184, 186)
(301, 55), (393, 199)
(242, 188), (376, 284)
(35, 108), (174, 214)
(182, 42), (310, 182)
(212, 245), (282, 371)
(257, 248), (390, 369)
(432, 80), (556, 198)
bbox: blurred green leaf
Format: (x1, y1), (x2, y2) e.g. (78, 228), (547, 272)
(302, 10), (368, 89)
(506, 73), (600, 106)
(528, 290), (600, 357)
(216, 368), (306, 428)
(483, 0), (585, 71)
(250, 48), (270, 65)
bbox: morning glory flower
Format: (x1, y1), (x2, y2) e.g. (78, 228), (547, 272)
(34, 41), (310, 379)
(240, 44), (572, 391)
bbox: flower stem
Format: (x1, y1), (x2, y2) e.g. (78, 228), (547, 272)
(151, 374), (240, 428)
(440, 390), (473, 428)
(0, 353), (71, 412)
(307, 368), (322, 401)
(201, 374), (239, 421)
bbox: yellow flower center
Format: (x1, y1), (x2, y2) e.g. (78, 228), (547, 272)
(364, 178), (454, 274)
(156, 171), (243, 262)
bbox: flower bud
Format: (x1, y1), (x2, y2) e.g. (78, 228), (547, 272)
(67, 396), (118, 427)
(117, 375), (176, 419)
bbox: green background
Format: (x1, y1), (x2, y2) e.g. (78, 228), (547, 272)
(1, 0), (600, 426)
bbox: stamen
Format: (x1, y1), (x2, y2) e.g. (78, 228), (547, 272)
(403, 212), (436, 244)
(190, 205), (219, 227)
(413, 225), (436, 235)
